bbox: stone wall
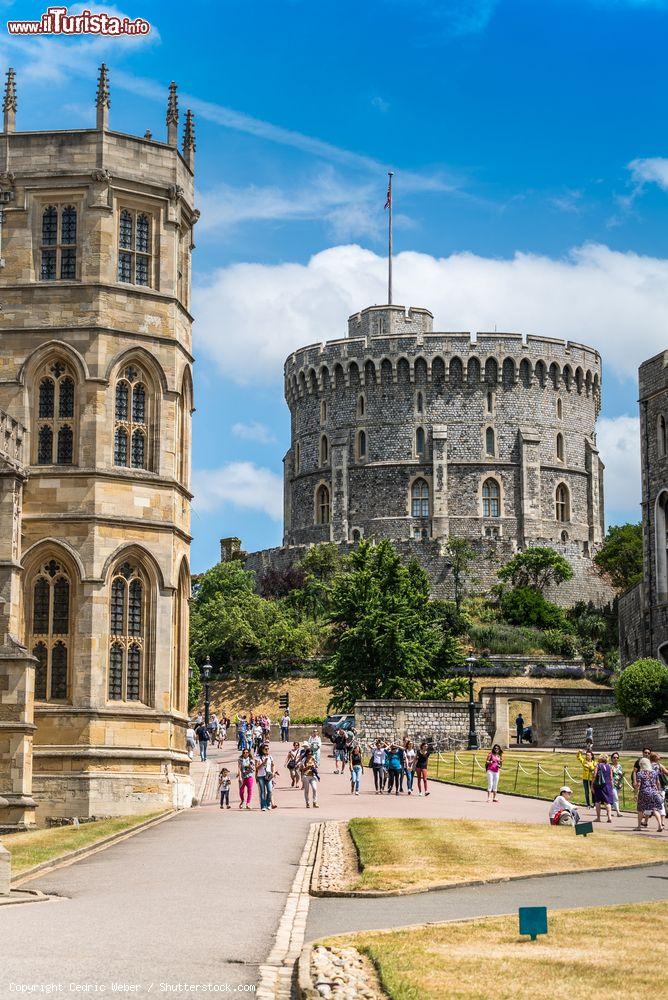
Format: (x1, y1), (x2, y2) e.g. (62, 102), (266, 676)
(354, 699), (494, 749)
(558, 711), (626, 749)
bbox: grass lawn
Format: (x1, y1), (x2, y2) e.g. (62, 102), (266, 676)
(330, 901), (668, 999)
(0, 811), (166, 874)
(347, 818), (666, 892)
(429, 749), (639, 808)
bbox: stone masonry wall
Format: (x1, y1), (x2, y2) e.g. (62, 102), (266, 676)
(354, 699), (494, 749)
(558, 711), (626, 749)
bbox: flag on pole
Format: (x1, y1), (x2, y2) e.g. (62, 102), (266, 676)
(385, 178), (391, 210)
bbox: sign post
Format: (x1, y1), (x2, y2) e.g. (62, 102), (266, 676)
(519, 906), (548, 942)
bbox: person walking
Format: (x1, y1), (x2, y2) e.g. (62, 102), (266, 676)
(515, 713), (524, 746)
(185, 724), (196, 761)
(308, 728), (322, 766)
(218, 767), (231, 809)
(592, 753), (614, 823)
(610, 752), (624, 817)
(649, 752), (668, 820)
(237, 747), (255, 810)
(195, 722), (210, 762)
(256, 743), (277, 812)
(300, 751), (320, 808)
(416, 741), (431, 796)
(403, 740), (417, 795)
(285, 741), (302, 787)
(371, 740), (388, 793)
(635, 757), (664, 832)
(386, 743), (404, 795)
(237, 715), (248, 751)
(576, 748), (596, 808)
(333, 729), (349, 774)
(348, 743), (364, 795)
(485, 744), (503, 803)
(280, 711), (290, 743)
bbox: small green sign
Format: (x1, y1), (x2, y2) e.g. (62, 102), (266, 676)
(575, 821), (594, 837)
(519, 906), (548, 941)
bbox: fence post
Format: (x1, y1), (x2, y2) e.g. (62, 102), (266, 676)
(453, 752), (457, 781)
(471, 755), (475, 783)
(436, 754), (440, 779)
(536, 764), (540, 797)
(514, 762), (519, 791)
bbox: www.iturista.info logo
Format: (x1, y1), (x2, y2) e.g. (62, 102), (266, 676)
(6, 6), (151, 36)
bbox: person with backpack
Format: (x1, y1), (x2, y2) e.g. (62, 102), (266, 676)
(300, 751), (320, 808)
(485, 744), (503, 803)
(285, 741), (302, 787)
(348, 743), (364, 795)
(386, 743), (404, 795)
(256, 743), (278, 812)
(592, 753), (614, 823)
(333, 729), (349, 775)
(195, 721), (210, 762)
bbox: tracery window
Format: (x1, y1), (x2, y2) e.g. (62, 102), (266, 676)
(118, 208), (152, 286)
(40, 205), (77, 280)
(35, 360), (76, 466)
(482, 478), (501, 518)
(108, 561), (146, 702)
(556, 483), (570, 523)
(316, 484), (330, 525)
(29, 558), (71, 701)
(114, 365), (149, 470)
(411, 477), (430, 518)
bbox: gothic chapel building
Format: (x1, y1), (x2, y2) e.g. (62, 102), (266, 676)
(0, 67), (197, 827)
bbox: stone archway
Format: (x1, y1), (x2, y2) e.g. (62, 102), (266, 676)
(482, 687), (554, 748)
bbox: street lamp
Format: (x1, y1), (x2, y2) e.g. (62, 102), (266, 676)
(200, 655), (212, 727)
(465, 651), (479, 751)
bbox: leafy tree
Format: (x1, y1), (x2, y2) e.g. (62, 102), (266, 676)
(594, 523), (643, 593)
(318, 540), (465, 711)
(445, 537), (476, 611)
(294, 543), (342, 620)
(499, 586), (566, 630)
(615, 658), (668, 724)
(187, 654), (202, 712)
(498, 546), (573, 593)
(258, 563), (306, 599)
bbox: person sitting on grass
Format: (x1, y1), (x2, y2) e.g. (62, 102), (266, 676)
(549, 786), (581, 826)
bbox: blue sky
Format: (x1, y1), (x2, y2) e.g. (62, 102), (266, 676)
(3, 0), (668, 570)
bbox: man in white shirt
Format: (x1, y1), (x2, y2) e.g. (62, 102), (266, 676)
(185, 726), (196, 760)
(308, 728), (322, 765)
(280, 713), (290, 742)
(549, 786), (580, 825)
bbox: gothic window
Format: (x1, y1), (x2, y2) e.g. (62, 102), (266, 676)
(320, 435), (329, 467)
(114, 365), (149, 470)
(416, 426), (426, 458)
(320, 400), (327, 424)
(411, 478), (430, 518)
(482, 478), (501, 518)
(557, 397), (563, 420)
(34, 360), (77, 465)
(485, 426), (496, 456)
(40, 205), (77, 280)
(357, 429), (367, 460)
(658, 415), (667, 458)
(555, 483), (570, 522)
(416, 391), (424, 414)
(108, 562), (146, 702)
(556, 433), (565, 462)
(117, 208), (152, 286)
(486, 390), (494, 414)
(28, 559), (71, 702)
(351, 529), (361, 543)
(316, 484), (330, 525)
(357, 394), (365, 418)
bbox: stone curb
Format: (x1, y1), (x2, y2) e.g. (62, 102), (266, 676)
(10, 809), (176, 886)
(0, 887), (50, 907)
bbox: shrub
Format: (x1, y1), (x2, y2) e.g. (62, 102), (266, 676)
(500, 586), (566, 630)
(615, 658), (668, 724)
(579, 638), (597, 666)
(468, 621), (545, 656)
(542, 630), (579, 658)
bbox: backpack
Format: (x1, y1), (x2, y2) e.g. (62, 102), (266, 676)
(594, 765), (606, 788)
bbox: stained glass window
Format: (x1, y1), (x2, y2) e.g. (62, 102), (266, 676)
(57, 425), (73, 465)
(128, 579), (142, 636)
(114, 367), (149, 469)
(50, 642), (68, 699)
(131, 429), (145, 469)
(127, 645), (141, 701)
(33, 643), (48, 700)
(42, 207), (58, 245)
(136, 214), (150, 253)
(39, 378), (55, 418)
(108, 644), (123, 700)
(61, 206), (77, 244)
(59, 377), (74, 418)
(115, 381), (129, 421)
(119, 210), (133, 249)
(114, 427), (128, 466)
(118, 251), (132, 283)
(118, 208), (152, 286)
(29, 563), (71, 702)
(60, 248), (76, 280)
(35, 362), (76, 465)
(37, 426), (53, 465)
(33, 578), (50, 633)
(132, 384), (145, 423)
(108, 565), (145, 702)
(41, 249), (57, 280)
(110, 578), (125, 635)
(41, 206), (77, 281)
(52, 577), (69, 634)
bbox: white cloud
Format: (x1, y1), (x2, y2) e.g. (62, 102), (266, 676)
(231, 422), (277, 445)
(193, 463), (283, 520)
(194, 242), (668, 385)
(597, 415), (641, 518)
(628, 157), (668, 192)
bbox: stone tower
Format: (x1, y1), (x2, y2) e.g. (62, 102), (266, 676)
(0, 66), (198, 821)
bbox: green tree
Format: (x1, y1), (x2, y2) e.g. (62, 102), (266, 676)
(445, 537), (476, 611)
(187, 654), (202, 712)
(499, 586), (566, 630)
(615, 658), (668, 724)
(594, 523), (643, 593)
(318, 540), (465, 712)
(294, 543), (342, 620)
(498, 546), (574, 593)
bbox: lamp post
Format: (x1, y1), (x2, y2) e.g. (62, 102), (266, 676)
(201, 655), (212, 728)
(465, 652), (479, 751)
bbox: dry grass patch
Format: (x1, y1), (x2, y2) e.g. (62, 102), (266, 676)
(348, 818), (667, 892)
(200, 676), (332, 721)
(1, 812), (166, 874)
(331, 901), (668, 999)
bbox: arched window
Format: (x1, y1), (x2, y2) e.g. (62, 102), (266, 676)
(658, 415), (667, 458)
(316, 484), (330, 525)
(556, 483), (570, 522)
(320, 435), (329, 466)
(486, 390), (494, 414)
(177, 370), (193, 488)
(108, 561), (146, 701)
(557, 397), (563, 420)
(657, 492), (668, 599)
(351, 529), (361, 543)
(357, 429), (367, 460)
(482, 478), (500, 518)
(411, 478), (430, 518)
(34, 359), (77, 466)
(320, 400), (327, 424)
(40, 204), (77, 280)
(416, 391), (424, 414)
(173, 562), (190, 713)
(485, 426), (495, 456)
(556, 433), (564, 462)
(357, 393), (365, 418)
(416, 426), (425, 458)
(28, 558), (71, 702)
(114, 365), (149, 470)
(118, 208), (152, 286)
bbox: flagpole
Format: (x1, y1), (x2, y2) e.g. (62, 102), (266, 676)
(387, 171), (393, 305)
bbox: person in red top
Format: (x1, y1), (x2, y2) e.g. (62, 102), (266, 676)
(485, 744), (503, 803)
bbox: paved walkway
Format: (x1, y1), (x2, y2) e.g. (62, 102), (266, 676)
(1, 740), (664, 998)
